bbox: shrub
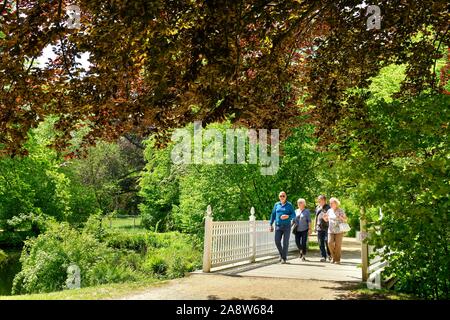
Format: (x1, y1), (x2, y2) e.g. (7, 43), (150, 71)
(11, 222), (203, 294)
(168, 256), (190, 278)
(103, 231), (148, 252)
(12, 222), (136, 294)
(82, 210), (108, 241)
(143, 256), (168, 276)
(6, 210), (55, 237)
(87, 259), (140, 285)
(144, 233), (202, 279)
(103, 230), (202, 253)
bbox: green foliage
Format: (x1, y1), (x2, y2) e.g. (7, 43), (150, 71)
(5, 210), (56, 236)
(139, 138), (179, 232)
(86, 257), (140, 286)
(0, 25), (448, 300)
(61, 138), (145, 223)
(82, 210), (108, 241)
(12, 222), (136, 294)
(367, 64), (407, 104)
(143, 256), (168, 276)
(0, 250), (6, 266)
(331, 88), (449, 298)
(0, 117), (146, 248)
(104, 230), (202, 279)
(309, 59), (450, 299)
(63, 142), (121, 215)
(140, 122), (323, 235)
(0, 250), (21, 296)
(0, 154), (70, 225)
(0, 231), (33, 248)
(337, 199), (361, 237)
(12, 221), (202, 295)
(104, 231), (148, 252)
(0, 117), (95, 236)
(142, 239), (202, 278)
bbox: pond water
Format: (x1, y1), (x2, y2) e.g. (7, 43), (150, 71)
(0, 250), (21, 296)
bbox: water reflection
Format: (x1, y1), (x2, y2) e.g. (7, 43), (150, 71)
(0, 250), (21, 296)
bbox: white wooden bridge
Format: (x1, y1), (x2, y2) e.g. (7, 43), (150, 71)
(200, 205), (388, 289)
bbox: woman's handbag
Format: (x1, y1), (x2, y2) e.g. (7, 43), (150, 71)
(338, 222), (351, 233)
(291, 221), (298, 234)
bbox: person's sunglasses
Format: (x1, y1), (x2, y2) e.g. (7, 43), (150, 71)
(279, 195), (286, 198)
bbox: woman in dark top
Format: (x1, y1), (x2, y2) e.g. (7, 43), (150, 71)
(294, 198), (311, 261)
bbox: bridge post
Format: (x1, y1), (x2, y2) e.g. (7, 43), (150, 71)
(202, 205), (213, 273)
(249, 207), (256, 263)
(360, 206), (369, 282)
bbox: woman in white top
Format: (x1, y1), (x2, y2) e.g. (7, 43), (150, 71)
(324, 197), (347, 264)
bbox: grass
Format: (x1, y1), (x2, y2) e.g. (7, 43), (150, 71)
(102, 216), (143, 233)
(0, 279), (164, 300)
(344, 283), (419, 300)
(307, 240), (319, 250)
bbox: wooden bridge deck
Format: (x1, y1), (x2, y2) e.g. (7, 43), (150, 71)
(199, 237), (362, 283)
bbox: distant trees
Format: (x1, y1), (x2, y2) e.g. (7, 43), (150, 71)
(62, 137), (145, 218)
(0, 117), (146, 241)
(138, 121), (325, 233)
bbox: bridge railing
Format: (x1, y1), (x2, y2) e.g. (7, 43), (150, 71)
(367, 246), (387, 289)
(202, 205), (297, 272)
(359, 207), (392, 290)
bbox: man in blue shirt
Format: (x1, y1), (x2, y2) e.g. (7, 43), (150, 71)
(269, 191), (296, 264)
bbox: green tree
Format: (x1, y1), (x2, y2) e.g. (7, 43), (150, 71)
(0, 117), (71, 232)
(139, 138), (180, 232)
(321, 62), (450, 299)
(139, 121), (324, 234)
(1, 1), (448, 155)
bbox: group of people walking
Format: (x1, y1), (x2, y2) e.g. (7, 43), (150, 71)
(269, 192), (348, 264)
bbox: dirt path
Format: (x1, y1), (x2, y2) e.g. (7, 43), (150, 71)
(121, 273), (358, 300)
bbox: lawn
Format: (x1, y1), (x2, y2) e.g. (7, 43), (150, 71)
(0, 279), (163, 300)
(102, 216), (143, 233)
(346, 284), (419, 300)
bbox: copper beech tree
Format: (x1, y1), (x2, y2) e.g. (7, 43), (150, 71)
(0, 0), (448, 156)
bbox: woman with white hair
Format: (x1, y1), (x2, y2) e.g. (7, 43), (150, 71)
(293, 198), (311, 261)
(324, 197), (348, 264)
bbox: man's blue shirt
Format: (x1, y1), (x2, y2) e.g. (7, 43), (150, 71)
(269, 201), (296, 227)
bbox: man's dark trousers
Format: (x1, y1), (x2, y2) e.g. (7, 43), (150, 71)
(274, 224), (291, 260)
(317, 230), (330, 258)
